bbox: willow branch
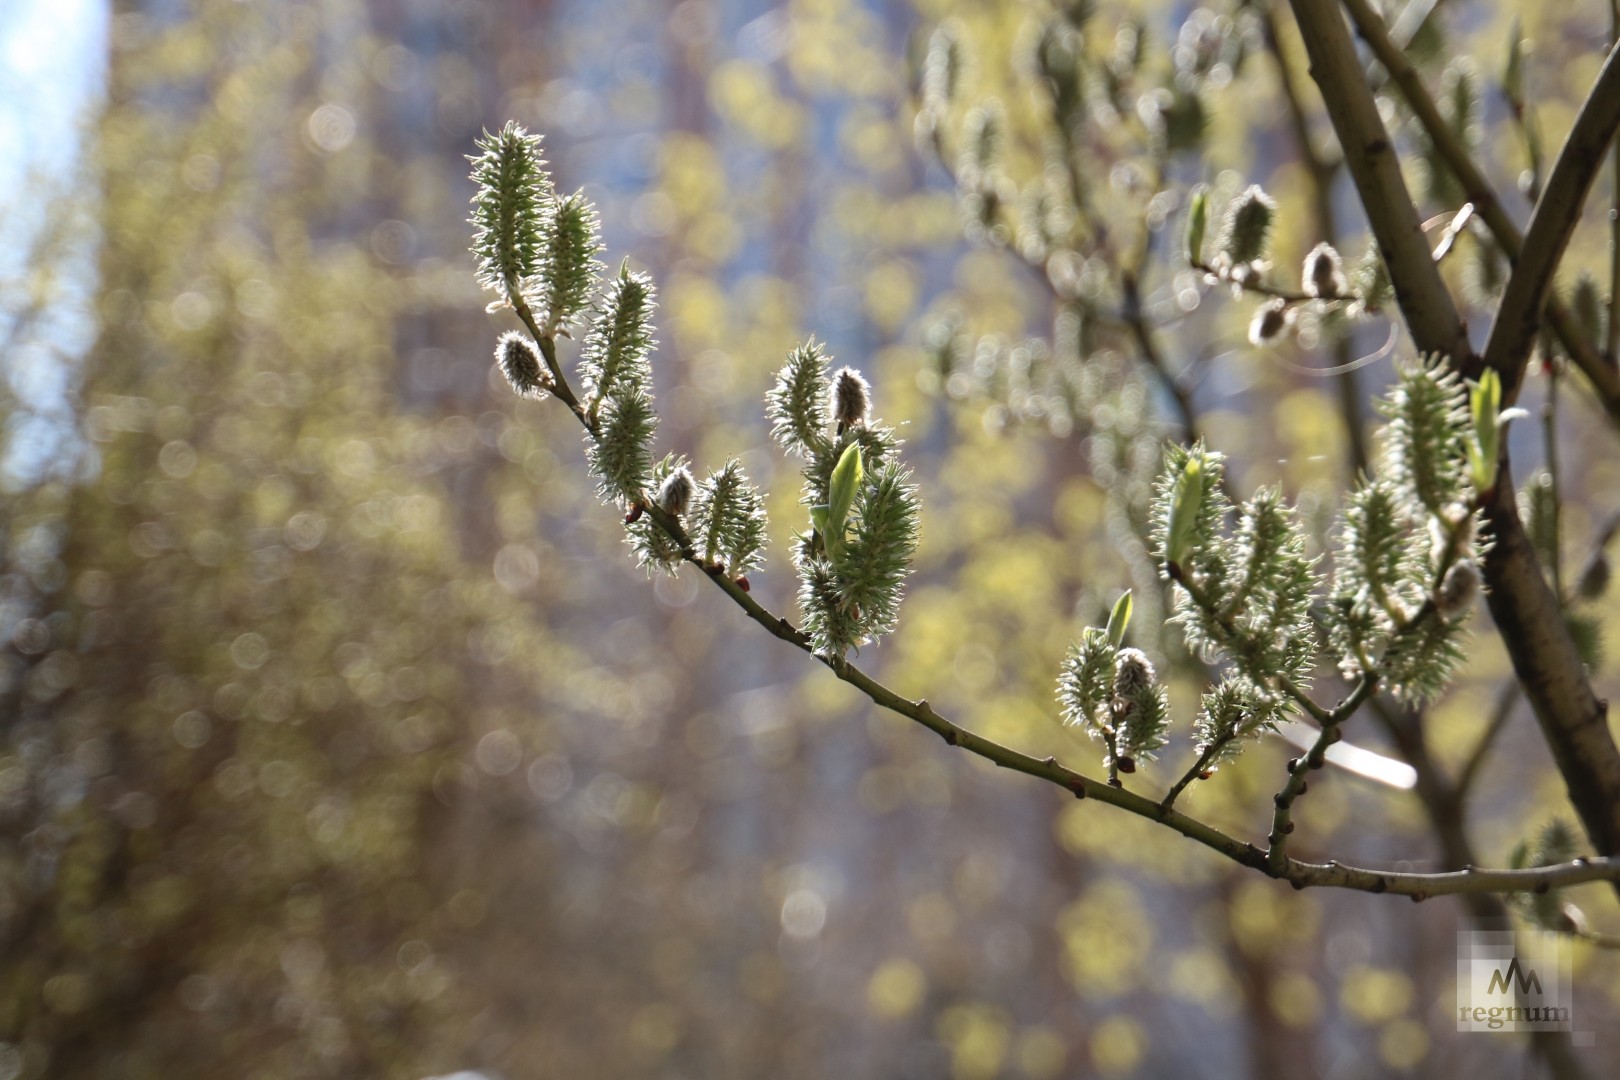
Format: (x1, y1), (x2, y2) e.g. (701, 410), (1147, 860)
(1340, 0), (1620, 423)
(1300, 0), (1620, 882)
(1287, 0), (1471, 361)
(1263, 0), (1369, 476)
(503, 313), (1620, 901)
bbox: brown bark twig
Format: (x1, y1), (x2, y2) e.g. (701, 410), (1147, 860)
(501, 296), (1620, 901)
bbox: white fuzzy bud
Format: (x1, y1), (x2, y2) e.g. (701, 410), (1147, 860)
(1248, 299), (1291, 346)
(1303, 242), (1346, 299)
(1111, 648), (1156, 713)
(656, 466), (694, 518)
(830, 366), (871, 431)
(496, 331), (549, 398)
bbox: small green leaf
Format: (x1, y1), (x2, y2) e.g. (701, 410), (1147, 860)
(1166, 456), (1204, 566)
(1468, 368), (1502, 494)
(1106, 590), (1133, 647)
(824, 443), (864, 560)
(1186, 185), (1208, 266)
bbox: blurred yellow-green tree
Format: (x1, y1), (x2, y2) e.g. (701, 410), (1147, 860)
(4, 0), (1620, 1078)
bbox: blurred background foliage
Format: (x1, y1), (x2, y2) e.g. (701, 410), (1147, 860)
(2, 0), (1619, 1077)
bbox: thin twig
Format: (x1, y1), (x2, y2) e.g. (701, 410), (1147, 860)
(502, 303), (1620, 900)
(1288, 0), (1471, 362)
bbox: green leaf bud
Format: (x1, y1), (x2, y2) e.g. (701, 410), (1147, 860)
(1165, 454), (1204, 567)
(1186, 184), (1209, 266)
(823, 442), (864, 561)
(1105, 590), (1133, 647)
(1467, 368), (1502, 494)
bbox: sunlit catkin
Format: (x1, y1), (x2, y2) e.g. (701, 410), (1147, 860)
(831, 366), (871, 432)
(496, 331), (548, 398)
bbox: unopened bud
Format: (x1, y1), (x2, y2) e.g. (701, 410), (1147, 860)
(496, 331), (548, 398)
(830, 366), (871, 431)
(1186, 184), (1209, 266)
(1437, 559), (1481, 620)
(1303, 242), (1346, 299)
(656, 466), (694, 518)
(1111, 647), (1156, 711)
(1248, 299), (1291, 346)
